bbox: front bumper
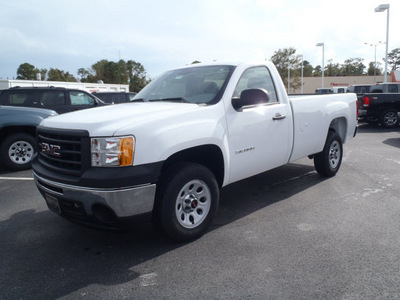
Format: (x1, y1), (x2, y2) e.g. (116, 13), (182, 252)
(33, 171), (156, 225)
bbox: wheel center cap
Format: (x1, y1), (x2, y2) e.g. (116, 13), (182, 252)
(16, 147), (26, 157)
(183, 194), (198, 212)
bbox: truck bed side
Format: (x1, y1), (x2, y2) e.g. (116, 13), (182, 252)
(288, 93), (357, 162)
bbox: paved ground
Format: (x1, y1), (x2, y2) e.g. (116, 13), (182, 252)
(1, 123), (400, 299)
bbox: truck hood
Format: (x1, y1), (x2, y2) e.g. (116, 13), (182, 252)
(39, 102), (208, 136)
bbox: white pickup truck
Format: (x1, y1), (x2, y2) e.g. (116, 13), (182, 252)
(32, 61), (357, 241)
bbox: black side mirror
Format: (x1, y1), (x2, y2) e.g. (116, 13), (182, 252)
(232, 88), (269, 110)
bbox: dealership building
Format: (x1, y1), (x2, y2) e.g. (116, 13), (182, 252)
(291, 71), (400, 94)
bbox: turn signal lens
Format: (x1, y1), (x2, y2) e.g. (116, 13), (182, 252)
(119, 137), (134, 166)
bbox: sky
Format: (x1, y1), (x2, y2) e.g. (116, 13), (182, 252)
(0, 0), (399, 80)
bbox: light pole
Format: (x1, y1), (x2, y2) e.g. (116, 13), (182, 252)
(375, 4), (390, 82)
(297, 55), (304, 94)
(316, 42), (324, 88)
(364, 41), (384, 83)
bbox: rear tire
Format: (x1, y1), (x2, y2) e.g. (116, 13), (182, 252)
(0, 133), (37, 171)
(379, 109), (399, 128)
(155, 163), (219, 242)
(314, 131), (343, 177)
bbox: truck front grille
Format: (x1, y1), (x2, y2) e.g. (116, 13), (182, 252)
(37, 127), (90, 176)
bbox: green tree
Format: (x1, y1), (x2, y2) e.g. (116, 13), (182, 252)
(386, 48), (400, 71)
(367, 62), (382, 76)
(77, 68), (95, 82)
(313, 65), (322, 77)
(191, 60), (201, 64)
(16, 63), (39, 80)
(127, 60), (149, 92)
(341, 58), (365, 76)
(270, 47), (302, 92)
(325, 59), (341, 76)
(47, 68), (77, 82)
(302, 60), (314, 77)
(79, 59), (150, 92)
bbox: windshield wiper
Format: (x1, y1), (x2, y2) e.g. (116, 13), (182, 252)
(148, 97), (190, 103)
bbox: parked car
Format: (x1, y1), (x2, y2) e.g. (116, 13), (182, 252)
(0, 105), (57, 170)
(332, 86), (348, 93)
(92, 92), (137, 104)
(0, 87), (107, 114)
(369, 83), (400, 93)
(315, 88), (333, 94)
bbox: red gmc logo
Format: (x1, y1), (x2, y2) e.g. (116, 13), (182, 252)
(41, 143), (61, 157)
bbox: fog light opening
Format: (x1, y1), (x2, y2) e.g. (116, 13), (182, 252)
(92, 205), (117, 224)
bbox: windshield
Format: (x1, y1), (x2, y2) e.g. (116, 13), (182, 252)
(133, 65), (235, 104)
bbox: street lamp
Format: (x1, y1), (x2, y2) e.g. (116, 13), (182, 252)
(364, 41), (385, 83)
(316, 42), (324, 88)
(297, 55), (304, 94)
(375, 4), (390, 82)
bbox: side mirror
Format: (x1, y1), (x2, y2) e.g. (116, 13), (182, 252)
(232, 88), (269, 110)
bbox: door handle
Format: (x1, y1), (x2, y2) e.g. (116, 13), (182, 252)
(273, 113), (286, 121)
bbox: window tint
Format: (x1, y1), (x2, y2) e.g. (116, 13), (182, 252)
(388, 85), (398, 93)
(70, 91), (95, 106)
(234, 67), (278, 103)
(40, 91), (65, 106)
(0, 91), (39, 106)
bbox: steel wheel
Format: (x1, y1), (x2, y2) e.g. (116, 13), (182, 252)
(175, 179), (211, 229)
(328, 140), (341, 169)
(8, 140), (35, 165)
(1, 133), (37, 170)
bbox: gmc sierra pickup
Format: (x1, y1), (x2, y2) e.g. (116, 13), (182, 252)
(32, 61), (357, 241)
(360, 92), (400, 128)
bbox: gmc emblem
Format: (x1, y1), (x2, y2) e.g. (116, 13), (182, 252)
(41, 142), (61, 157)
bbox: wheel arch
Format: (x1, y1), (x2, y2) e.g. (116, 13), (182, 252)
(0, 126), (37, 142)
(160, 144), (225, 188)
(329, 117), (347, 143)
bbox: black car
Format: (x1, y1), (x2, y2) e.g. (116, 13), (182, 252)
(0, 87), (107, 114)
(92, 92), (137, 104)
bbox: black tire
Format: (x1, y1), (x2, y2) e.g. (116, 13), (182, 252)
(0, 133), (37, 171)
(379, 109), (399, 128)
(314, 131), (343, 177)
(155, 162), (219, 242)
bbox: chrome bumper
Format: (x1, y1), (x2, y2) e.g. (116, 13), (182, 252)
(33, 171), (156, 218)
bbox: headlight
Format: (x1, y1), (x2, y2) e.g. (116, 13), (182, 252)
(91, 136), (135, 167)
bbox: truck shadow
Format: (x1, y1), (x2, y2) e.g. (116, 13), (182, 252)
(357, 122), (400, 134)
(1, 162), (323, 298)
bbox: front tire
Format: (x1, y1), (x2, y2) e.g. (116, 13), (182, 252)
(314, 131), (343, 177)
(0, 133), (37, 171)
(155, 163), (219, 242)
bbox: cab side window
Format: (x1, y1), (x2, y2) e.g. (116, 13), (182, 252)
(70, 91), (95, 106)
(40, 91), (66, 106)
(233, 67), (278, 103)
(0, 91), (39, 106)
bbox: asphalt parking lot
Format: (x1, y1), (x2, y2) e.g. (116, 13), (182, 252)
(1, 123), (400, 299)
